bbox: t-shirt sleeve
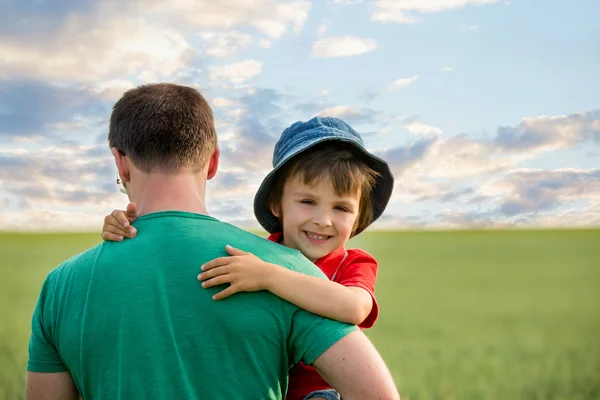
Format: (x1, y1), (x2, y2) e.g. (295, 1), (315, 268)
(27, 272), (67, 373)
(338, 250), (380, 329)
(286, 253), (359, 366)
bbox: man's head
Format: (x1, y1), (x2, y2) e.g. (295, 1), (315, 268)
(268, 142), (380, 260)
(108, 83), (219, 197)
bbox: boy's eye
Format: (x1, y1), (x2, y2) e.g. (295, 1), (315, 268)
(335, 206), (349, 212)
(300, 199), (315, 205)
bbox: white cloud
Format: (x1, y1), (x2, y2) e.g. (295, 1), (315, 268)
(147, 0), (311, 39)
(332, 0), (364, 4)
(208, 60), (264, 84)
(405, 122), (443, 136)
(460, 24), (479, 30)
(212, 98), (235, 108)
(441, 67), (454, 71)
(200, 31), (254, 59)
(389, 75), (419, 90)
(317, 25), (327, 37)
(88, 79), (135, 101)
(531, 203), (600, 227)
(372, 0), (500, 24)
(311, 37), (378, 58)
(0, 0), (311, 83)
(0, 208), (106, 232)
(259, 39), (273, 48)
(318, 106), (367, 120)
(0, 15), (193, 82)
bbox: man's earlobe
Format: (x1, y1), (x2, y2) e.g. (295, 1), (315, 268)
(207, 147), (220, 180)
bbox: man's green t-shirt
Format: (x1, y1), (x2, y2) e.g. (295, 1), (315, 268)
(27, 211), (357, 399)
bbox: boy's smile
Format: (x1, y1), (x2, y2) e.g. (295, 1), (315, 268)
(273, 174), (360, 261)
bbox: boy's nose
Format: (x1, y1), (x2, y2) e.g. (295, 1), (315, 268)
(312, 210), (332, 227)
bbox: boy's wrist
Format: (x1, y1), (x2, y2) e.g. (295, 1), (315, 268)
(263, 262), (282, 292)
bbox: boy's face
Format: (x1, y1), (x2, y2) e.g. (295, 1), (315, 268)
(273, 173), (360, 261)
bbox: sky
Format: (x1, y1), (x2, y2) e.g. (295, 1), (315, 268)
(0, 0), (599, 231)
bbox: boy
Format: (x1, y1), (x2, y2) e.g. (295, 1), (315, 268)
(101, 117), (394, 400)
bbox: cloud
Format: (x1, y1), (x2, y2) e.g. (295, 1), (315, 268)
(89, 79), (136, 101)
(401, 110), (600, 181)
(0, 0), (311, 83)
(0, 80), (109, 138)
(0, 145), (122, 211)
(311, 37), (378, 58)
(200, 31), (254, 59)
(441, 67), (454, 71)
(219, 88), (285, 173)
(0, 13), (194, 82)
(493, 111), (600, 153)
(208, 60), (264, 84)
(529, 203), (600, 227)
(491, 169), (600, 216)
(389, 75), (419, 90)
(459, 24), (478, 30)
(212, 98), (235, 108)
(317, 106), (379, 122)
(374, 137), (438, 177)
(154, 0), (311, 39)
(317, 25), (327, 37)
(438, 211), (495, 229)
(332, 0), (364, 4)
(405, 122), (443, 136)
(0, 208), (106, 232)
(371, 0), (500, 24)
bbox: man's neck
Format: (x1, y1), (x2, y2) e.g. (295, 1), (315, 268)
(132, 174), (209, 217)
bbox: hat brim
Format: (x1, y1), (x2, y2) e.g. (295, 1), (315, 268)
(253, 137), (394, 236)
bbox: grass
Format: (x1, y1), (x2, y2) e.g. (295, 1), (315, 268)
(1, 229), (599, 399)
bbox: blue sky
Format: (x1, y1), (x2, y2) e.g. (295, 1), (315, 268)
(0, 0), (599, 231)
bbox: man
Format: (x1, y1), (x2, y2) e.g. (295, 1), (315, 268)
(26, 83), (399, 400)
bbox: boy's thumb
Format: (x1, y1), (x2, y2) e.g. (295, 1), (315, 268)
(126, 202), (138, 220)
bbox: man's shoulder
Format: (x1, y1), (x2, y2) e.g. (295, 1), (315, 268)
(220, 225), (324, 278)
(222, 225), (304, 265)
(45, 243), (104, 282)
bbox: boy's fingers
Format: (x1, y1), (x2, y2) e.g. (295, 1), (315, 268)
(200, 274), (232, 289)
(101, 231), (124, 242)
(201, 258), (230, 271)
(112, 209), (130, 228)
(103, 223), (126, 236)
(198, 265), (230, 281)
(212, 286), (239, 300)
(225, 245), (248, 256)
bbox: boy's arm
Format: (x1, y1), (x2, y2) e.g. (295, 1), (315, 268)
(199, 246), (375, 325)
(266, 264), (373, 325)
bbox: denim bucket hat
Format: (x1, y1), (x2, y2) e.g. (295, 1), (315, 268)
(253, 116), (394, 236)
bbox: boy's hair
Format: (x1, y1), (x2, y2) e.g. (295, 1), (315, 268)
(268, 142), (380, 235)
(108, 83), (217, 173)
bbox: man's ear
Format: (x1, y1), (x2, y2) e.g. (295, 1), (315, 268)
(111, 147), (130, 183)
(207, 147), (220, 180)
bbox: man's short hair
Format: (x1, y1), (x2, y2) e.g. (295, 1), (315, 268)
(108, 83), (217, 173)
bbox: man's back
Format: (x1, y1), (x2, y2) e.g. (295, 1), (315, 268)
(27, 211), (356, 399)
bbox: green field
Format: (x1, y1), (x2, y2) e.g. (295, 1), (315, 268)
(1, 229), (599, 399)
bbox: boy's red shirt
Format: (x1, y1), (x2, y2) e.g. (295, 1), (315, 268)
(266, 233), (379, 400)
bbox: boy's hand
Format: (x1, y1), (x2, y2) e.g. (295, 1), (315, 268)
(199, 245), (275, 300)
(101, 202), (138, 242)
